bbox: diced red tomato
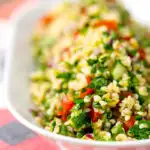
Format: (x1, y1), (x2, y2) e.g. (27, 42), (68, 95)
(86, 76), (92, 85)
(123, 116), (135, 132)
(86, 88), (94, 94)
(57, 109), (63, 116)
(138, 48), (146, 60)
(80, 88), (94, 98)
(61, 96), (74, 121)
(74, 30), (80, 39)
(93, 20), (117, 30)
(62, 96), (74, 113)
(62, 114), (67, 122)
(56, 95), (74, 121)
(40, 15), (54, 27)
(91, 108), (102, 122)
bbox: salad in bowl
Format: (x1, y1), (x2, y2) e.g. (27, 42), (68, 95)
(30, 0), (150, 142)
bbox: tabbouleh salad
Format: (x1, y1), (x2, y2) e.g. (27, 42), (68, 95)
(30, 0), (150, 141)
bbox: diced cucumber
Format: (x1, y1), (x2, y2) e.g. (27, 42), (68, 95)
(112, 63), (127, 80)
(111, 123), (124, 136)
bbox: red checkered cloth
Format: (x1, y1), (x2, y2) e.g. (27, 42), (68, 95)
(0, 109), (59, 150)
(0, 0), (36, 19)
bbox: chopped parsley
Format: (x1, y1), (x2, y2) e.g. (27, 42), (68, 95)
(74, 98), (84, 104)
(91, 64), (97, 73)
(104, 43), (113, 51)
(76, 131), (85, 138)
(88, 77), (108, 89)
(111, 31), (118, 40)
(71, 111), (91, 129)
(56, 72), (74, 81)
(128, 120), (150, 140)
(87, 59), (98, 66)
(60, 125), (68, 135)
(135, 115), (142, 121)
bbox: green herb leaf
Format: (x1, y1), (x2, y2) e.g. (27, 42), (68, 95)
(111, 31), (118, 39)
(42, 99), (50, 110)
(135, 115), (142, 120)
(74, 98), (84, 104)
(55, 88), (68, 94)
(91, 64), (97, 73)
(138, 95), (146, 105)
(104, 43), (113, 51)
(56, 72), (73, 81)
(79, 25), (89, 35)
(103, 31), (109, 37)
(98, 67), (107, 73)
(60, 125), (68, 136)
(71, 112), (91, 129)
(76, 131), (85, 138)
(88, 77), (108, 89)
(92, 102), (101, 108)
(141, 37), (150, 47)
(98, 55), (109, 65)
(72, 103), (85, 111)
(128, 120), (150, 140)
(87, 59), (98, 66)
(127, 49), (137, 57)
(39, 64), (47, 71)
(90, 14), (101, 19)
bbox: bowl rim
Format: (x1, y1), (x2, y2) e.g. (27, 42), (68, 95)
(5, 0), (150, 147)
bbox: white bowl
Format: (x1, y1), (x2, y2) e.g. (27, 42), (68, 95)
(5, 1), (150, 150)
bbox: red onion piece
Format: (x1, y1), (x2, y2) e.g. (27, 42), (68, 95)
(85, 133), (94, 140)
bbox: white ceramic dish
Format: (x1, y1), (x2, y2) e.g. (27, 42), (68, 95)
(5, 1), (150, 150)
